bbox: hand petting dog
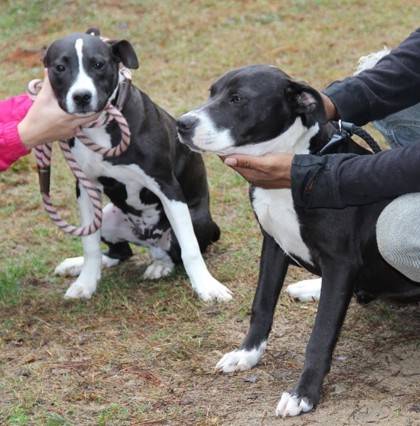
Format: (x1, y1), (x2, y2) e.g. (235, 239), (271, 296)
(223, 153), (293, 189)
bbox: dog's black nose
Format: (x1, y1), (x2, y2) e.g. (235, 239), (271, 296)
(177, 116), (199, 134)
(73, 91), (92, 107)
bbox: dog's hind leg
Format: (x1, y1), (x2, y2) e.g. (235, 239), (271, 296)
(216, 233), (289, 373)
(143, 244), (175, 280)
(101, 203), (133, 263)
(276, 264), (354, 417)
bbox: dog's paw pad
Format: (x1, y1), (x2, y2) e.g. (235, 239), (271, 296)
(195, 278), (233, 303)
(275, 392), (313, 417)
(216, 343), (266, 373)
(55, 257), (84, 277)
(143, 260), (174, 280)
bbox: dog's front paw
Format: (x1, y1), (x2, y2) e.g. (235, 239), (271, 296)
(194, 276), (233, 302)
(216, 342), (266, 373)
(275, 392), (314, 417)
(143, 259), (174, 280)
(64, 280), (96, 300)
(55, 257), (84, 277)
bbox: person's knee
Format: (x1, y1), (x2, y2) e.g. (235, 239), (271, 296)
(376, 194), (420, 282)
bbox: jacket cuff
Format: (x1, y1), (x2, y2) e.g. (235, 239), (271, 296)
(291, 154), (343, 209)
(323, 78), (371, 126)
(3, 121), (30, 157)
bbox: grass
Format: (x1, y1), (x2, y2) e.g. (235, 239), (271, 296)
(0, 1), (419, 425)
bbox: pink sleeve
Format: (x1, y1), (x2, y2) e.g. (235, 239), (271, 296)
(0, 94), (33, 171)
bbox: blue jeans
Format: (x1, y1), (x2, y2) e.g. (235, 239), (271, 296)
(374, 102), (420, 283)
(374, 102), (420, 148)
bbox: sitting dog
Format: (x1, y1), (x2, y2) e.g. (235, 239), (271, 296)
(176, 64), (420, 416)
(45, 31), (232, 302)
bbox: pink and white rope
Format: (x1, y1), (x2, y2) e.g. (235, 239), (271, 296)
(27, 74), (132, 237)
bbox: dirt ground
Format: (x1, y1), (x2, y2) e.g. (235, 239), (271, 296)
(0, 1), (419, 425)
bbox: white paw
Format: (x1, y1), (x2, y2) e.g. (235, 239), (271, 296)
(286, 278), (321, 302)
(275, 392), (313, 417)
(55, 255), (119, 278)
(55, 257), (84, 277)
(143, 259), (174, 280)
(64, 280), (96, 299)
(102, 255), (120, 268)
(194, 276), (233, 302)
(216, 342), (266, 373)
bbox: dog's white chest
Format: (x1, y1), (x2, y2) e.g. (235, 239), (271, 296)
(252, 188), (313, 265)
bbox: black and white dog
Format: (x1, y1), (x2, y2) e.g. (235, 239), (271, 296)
(177, 65), (420, 416)
(45, 31), (232, 303)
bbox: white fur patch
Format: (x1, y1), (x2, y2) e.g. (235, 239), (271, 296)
(286, 278), (321, 302)
(354, 48), (390, 75)
(216, 341), (267, 373)
(66, 38), (98, 113)
(252, 188), (313, 266)
(275, 392), (313, 417)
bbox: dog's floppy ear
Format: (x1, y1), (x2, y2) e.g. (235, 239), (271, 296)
(86, 27), (101, 36)
(285, 80), (325, 123)
(111, 40), (139, 69)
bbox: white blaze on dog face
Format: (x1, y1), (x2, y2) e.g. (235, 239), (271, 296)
(65, 38), (98, 114)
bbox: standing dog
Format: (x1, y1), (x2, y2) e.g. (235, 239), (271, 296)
(46, 31), (232, 303)
(177, 64), (420, 416)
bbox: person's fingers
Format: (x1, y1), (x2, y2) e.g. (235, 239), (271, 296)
(224, 157), (238, 166)
(230, 166), (269, 182)
(224, 155), (264, 169)
(75, 113), (101, 125)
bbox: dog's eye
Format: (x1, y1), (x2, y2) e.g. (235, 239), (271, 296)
(94, 61), (104, 70)
(55, 64), (65, 72)
(229, 94), (242, 104)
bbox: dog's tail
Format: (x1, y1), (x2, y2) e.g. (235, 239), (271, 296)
(354, 47), (391, 75)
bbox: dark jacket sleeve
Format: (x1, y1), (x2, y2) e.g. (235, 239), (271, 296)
(292, 144), (420, 209)
(324, 28), (420, 125)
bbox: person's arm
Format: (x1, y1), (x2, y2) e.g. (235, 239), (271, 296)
(292, 144), (420, 208)
(0, 95), (32, 171)
(225, 142), (420, 209)
(324, 28), (420, 125)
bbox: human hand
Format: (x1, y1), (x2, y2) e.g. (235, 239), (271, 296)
(223, 153), (294, 189)
(18, 70), (100, 149)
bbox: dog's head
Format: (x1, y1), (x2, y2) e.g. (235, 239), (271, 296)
(43, 29), (139, 114)
(177, 65), (325, 155)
